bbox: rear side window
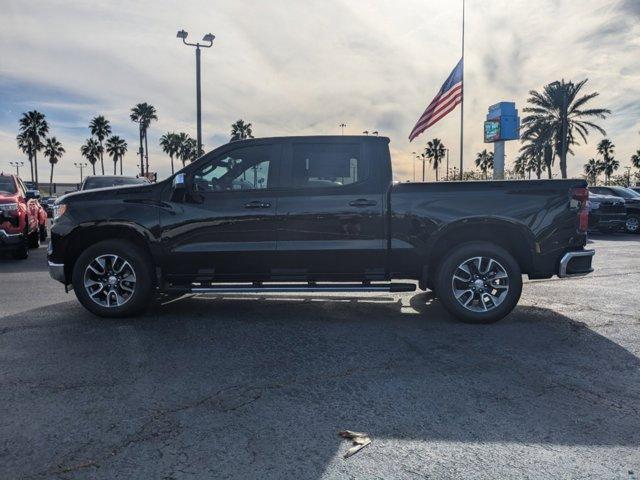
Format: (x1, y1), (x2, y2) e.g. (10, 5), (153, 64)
(291, 143), (365, 189)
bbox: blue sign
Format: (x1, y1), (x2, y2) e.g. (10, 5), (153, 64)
(484, 102), (520, 143)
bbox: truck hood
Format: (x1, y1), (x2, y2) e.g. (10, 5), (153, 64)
(0, 192), (19, 204)
(56, 182), (163, 205)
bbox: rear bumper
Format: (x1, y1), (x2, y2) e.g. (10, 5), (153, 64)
(0, 229), (24, 250)
(558, 249), (595, 278)
(48, 261), (66, 284)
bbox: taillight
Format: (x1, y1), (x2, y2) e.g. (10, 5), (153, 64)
(572, 187), (589, 233)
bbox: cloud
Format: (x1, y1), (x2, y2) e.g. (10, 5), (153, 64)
(0, 0), (638, 183)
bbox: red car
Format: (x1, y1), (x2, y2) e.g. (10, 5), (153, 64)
(0, 173), (47, 259)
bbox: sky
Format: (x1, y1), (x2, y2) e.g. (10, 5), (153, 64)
(1, 0), (639, 183)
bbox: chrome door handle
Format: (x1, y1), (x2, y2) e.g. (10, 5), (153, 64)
(349, 199), (377, 207)
(244, 201), (271, 209)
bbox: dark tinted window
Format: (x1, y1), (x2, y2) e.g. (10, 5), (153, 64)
(609, 186), (640, 198)
(0, 176), (17, 194)
(291, 143), (364, 189)
(82, 177), (149, 190)
(193, 146), (274, 192)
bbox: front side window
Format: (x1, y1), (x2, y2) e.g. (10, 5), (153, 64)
(193, 146), (273, 192)
(0, 176), (17, 194)
(291, 143), (364, 189)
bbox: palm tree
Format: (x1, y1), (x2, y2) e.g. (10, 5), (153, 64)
(130, 103), (158, 176)
(16, 132), (36, 182)
(230, 119), (253, 142)
(80, 138), (101, 175)
(519, 137), (549, 179)
(160, 132), (182, 174)
(475, 150), (494, 180)
(632, 150), (640, 171)
(522, 79), (610, 178)
(597, 138), (617, 185)
(424, 138), (446, 181)
(89, 115), (111, 175)
(18, 110), (49, 187)
(43, 137), (65, 195)
(513, 155), (527, 179)
(180, 137), (199, 165)
(583, 158), (603, 185)
(106, 136), (128, 175)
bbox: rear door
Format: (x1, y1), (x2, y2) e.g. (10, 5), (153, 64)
(161, 143), (281, 282)
(274, 139), (387, 280)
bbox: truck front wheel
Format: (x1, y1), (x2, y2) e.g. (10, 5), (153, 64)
(435, 242), (522, 324)
(72, 239), (155, 318)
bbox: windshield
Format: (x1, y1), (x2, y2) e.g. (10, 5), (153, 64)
(610, 187), (640, 199)
(82, 177), (149, 190)
(0, 176), (17, 194)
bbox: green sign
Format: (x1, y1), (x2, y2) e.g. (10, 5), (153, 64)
(484, 120), (501, 143)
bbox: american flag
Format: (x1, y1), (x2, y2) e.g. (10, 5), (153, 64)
(409, 58), (463, 142)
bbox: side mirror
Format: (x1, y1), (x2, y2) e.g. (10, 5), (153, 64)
(173, 173), (186, 190)
(25, 190), (40, 200)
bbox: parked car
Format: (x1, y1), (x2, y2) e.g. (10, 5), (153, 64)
(589, 186), (640, 233)
(0, 173), (47, 259)
(587, 192), (626, 233)
(80, 175), (150, 191)
(41, 196), (57, 218)
(630, 187), (640, 195)
(48, 136), (594, 323)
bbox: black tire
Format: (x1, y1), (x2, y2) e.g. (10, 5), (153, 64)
(72, 239), (155, 318)
(27, 219), (40, 249)
(39, 223), (48, 242)
(625, 215), (640, 234)
(434, 241), (522, 324)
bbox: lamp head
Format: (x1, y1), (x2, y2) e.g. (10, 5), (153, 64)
(202, 33), (215, 43)
(176, 29), (188, 40)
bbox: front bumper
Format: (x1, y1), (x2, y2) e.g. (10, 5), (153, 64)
(558, 249), (595, 278)
(0, 229), (24, 250)
(48, 261), (66, 284)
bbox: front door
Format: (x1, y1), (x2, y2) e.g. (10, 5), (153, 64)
(274, 140), (386, 280)
(161, 143), (281, 283)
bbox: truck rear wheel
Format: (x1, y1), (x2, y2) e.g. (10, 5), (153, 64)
(72, 239), (155, 318)
(435, 242), (522, 324)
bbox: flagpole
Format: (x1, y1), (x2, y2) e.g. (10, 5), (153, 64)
(459, 0), (465, 180)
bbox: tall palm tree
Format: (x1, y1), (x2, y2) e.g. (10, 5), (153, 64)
(175, 132), (191, 167)
(16, 132), (36, 182)
(632, 150), (640, 171)
(597, 138), (617, 185)
(513, 155), (527, 179)
(18, 110), (49, 187)
(130, 103), (158, 176)
(475, 150), (494, 180)
(522, 79), (610, 178)
(519, 138), (548, 179)
(230, 119), (253, 142)
(583, 158), (603, 185)
(80, 138), (101, 175)
(180, 137), (199, 165)
(43, 137), (65, 195)
(89, 115), (111, 175)
(160, 132), (182, 174)
(106, 136), (128, 175)
(424, 138), (446, 181)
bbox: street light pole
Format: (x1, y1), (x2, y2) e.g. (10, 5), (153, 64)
(411, 152), (417, 182)
(10, 161), (24, 176)
(445, 149), (450, 180)
(74, 162), (87, 183)
(177, 29), (215, 156)
(339, 123), (347, 135)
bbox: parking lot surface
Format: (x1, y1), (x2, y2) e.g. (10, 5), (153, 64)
(1, 234), (639, 479)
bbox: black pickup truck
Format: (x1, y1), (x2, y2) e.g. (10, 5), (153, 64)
(48, 136), (594, 323)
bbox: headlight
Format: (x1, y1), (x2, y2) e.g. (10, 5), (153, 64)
(53, 204), (67, 220)
(587, 201), (600, 210)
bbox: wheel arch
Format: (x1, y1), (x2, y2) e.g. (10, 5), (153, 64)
(424, 217), (536, 286)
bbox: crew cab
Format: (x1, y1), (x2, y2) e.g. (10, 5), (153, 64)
(0, 173), (47, 259)
(48, 136), (594, 323)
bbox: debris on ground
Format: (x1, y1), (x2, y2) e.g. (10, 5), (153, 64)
(338, 430), (372, 458)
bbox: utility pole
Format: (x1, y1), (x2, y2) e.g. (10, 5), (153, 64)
(9, 161), (24, 177)
(339, 123), (347, 135)
(177, 29), (215, 156)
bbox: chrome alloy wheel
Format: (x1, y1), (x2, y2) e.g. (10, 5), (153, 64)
(83, 254), (137, 308)
(451, 256), (510, 313)
(626, 217), (639, 233)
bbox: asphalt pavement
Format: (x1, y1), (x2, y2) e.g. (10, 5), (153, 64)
(1, 234), (639, 479)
